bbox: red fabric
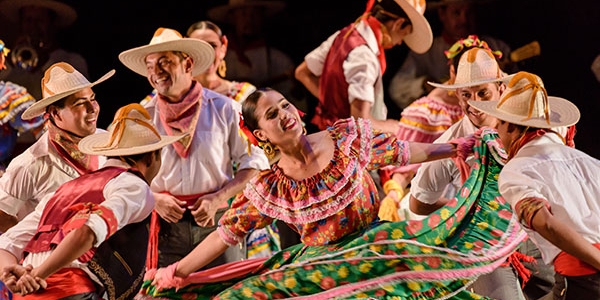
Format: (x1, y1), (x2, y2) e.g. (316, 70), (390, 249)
(364, 16), (387, 74)
(501, 251), (536, 288)
(554, 243), (600, 276)
(23, 167), (134, 262)
(147, 257), (268, 291)
(565, 125), (576, 148)
(146, 192), (207, 270)
(62, 203), (118, 241)
(312, 24), (368, 131)
(14, 268), (96, 299)
(47, 122), (99, 175)
(157, 81), (203, 158)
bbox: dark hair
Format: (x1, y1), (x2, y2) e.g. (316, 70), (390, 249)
(186, 20), (223, 38)
(242, 88), (273, 132)
(46, 97), (68, 123)
(371, 0), (411, 27)
(108, 149), (161, 169)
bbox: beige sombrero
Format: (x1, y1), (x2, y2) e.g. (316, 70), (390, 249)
(469, 72), (580, 129)
(21, 62), (115, 120)
(79, 103), (184, 156)
(391, 0), (433, 54)
(428, 47), (512, 89)
(0, 0), (77, 28)
(207, 0), (286, 24)
(119, 28), (214, 77)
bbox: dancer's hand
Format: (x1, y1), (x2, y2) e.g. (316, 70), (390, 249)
(153, 192), (186, 223)
(190, 192), (224, 227)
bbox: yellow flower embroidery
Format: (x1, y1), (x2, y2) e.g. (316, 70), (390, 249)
(284, 277), (297, 289)
(407, 281), (421, 291)
(420, 246), (434, 254)
(464, 241), (473, 249)
(391, 229), (404, 239)
(308, 270), (323, 283)
(488, 200), (499, 210)
(242, 287), (253, 297)
(370, 244), (382, 252)
(359, 262), (373, 273)
(440, 208), (450, 219)
(413, 264), (425, 271)
(477, 222), (489, 230)
(338, 266), (349, 278)
(265, 282), (277, 291)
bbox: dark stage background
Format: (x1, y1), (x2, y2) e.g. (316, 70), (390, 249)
(1, 0), (599, 157)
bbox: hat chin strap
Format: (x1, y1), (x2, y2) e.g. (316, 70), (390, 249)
(499, 73), (551, 125)
(93, 103), (160, 151)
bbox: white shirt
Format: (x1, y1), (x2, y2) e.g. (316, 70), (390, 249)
(304, 21), (387, 121)
(0, 130), (106, 221)
(0, 159), (154, 284)
(410, 117), (478, 204)
(499, 134), (600, 264)
(145, 88), (269, 196)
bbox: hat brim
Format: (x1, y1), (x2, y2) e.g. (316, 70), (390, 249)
(119, 39), (214, 77)
(79, 132), (184, 156)
(468, 97), (581, 129)
(427, 73), (515, 89)
(208, 1), (286, 24)
(21, 69), (115, 120)
(0, 0), (77, 28)
(395, 0), (433, 54)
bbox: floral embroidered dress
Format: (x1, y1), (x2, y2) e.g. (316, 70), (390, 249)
(140, 124), (527, 300)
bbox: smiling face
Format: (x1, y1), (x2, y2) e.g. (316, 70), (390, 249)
(145, 51), (194, 102)
(456, 82), (504, 128)
(251, 90), (303, 146)
(49, 87), (100, 137)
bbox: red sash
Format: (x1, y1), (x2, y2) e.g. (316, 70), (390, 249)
(14, 268), (96, 299)
(554, 243), (600, 276)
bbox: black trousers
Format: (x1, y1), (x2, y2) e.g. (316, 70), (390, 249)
(157, 208), (246, 269)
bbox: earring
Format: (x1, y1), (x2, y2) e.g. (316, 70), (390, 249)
(259, 140), (277, 160)
(302, 126), (307, 136)
(217, 60), (227, 77)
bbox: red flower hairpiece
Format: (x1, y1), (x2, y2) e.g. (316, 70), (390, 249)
(238, 112), (259, 154)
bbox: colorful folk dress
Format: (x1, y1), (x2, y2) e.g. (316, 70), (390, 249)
(139, 122), (526, 299)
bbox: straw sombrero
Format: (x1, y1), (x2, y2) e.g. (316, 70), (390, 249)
(469, 72), (580, 129)
(0, 0), (78, 28)
(21, 62), (114, 120)
(207, 0), (286, 24)
(428, 47), (512, 89)
(119, 28), (214, 77)
(79, 103), (184, 156)
(390, 0), (433, 54)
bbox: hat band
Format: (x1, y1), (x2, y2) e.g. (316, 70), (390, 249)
(498, 73), (550, 125)
(93, 104), (161, 152)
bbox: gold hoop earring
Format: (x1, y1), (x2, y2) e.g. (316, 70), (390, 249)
(302, 126), (307, 135)
(259, 141), (277, 160)
(217, 60), (227, 77)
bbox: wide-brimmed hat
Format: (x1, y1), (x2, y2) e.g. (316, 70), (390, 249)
(389, 0), (433, 54)
(21, 62), (115, 120)
(0, 0), (78, 28)
(79, 103), (184, 156)
(428, 47), (512, 89)
(207, 0), (286, 24)
(119, 27), (214, 77)
(469, 72), (580, 129)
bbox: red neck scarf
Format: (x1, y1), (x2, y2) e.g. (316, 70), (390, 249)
(157, 81), (203, 158)
(47, 121), (99, 175)
(347, 0), (388, 75)
(508, 126), (576, 160)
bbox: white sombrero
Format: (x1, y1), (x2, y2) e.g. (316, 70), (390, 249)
(428, 47), (512, 89)
(79, 103), (184, 156)
(208, 0), (286, 24)
(0, 0), (77, 28)
(469, 72), (580, 129)
(119, 28), (215, 77)
(391, 0), (433, 54)
(21, 62), (114, 120)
